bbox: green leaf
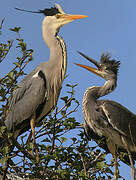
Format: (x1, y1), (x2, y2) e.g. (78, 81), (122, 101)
(71, 137), (77, 143)
(27, 142), (34, 150)
(9, 27), (21, 33)
(13, 62), (21, 68)
(0, 126), (6, 134)
(19, 41), (26, 51)
(7, 132), (13, 138)
(60, 137), (67, 143)
(42, 138), (51, 143)
(8, 71), (14, 79)
(61, 110), (66, 117)
(0, 157), (8, 165)
(61, 96), (68, 103)
(97, 161), (106, 169)
(66, 84), (72, 87)
(3, 146), (10, 154)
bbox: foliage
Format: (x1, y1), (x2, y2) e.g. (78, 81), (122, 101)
(0, 19), (123, 180)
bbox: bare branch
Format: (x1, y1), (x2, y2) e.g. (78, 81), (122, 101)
(86, 152), (102, 171)
(0, 18), (5, 30)
(11, 136), (34, 161)
(79, 153), (87, 176)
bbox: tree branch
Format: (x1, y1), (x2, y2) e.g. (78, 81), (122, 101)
(0, 18), (5, 30)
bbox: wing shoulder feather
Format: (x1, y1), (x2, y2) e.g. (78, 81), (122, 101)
(100, 100), (136, 137)
(5, 70), (47, 130)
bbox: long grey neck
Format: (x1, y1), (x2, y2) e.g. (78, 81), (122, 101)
(98, 79), (117, 98)
(42, 22), (67, 106)
(84, 79), (117, 102)
(42, 24), (67, 81)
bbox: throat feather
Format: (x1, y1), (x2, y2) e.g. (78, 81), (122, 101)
(56, 36), (67, 81)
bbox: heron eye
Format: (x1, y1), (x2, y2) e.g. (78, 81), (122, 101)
(56, 14), (61, 19)
(103, 66), (107, 70)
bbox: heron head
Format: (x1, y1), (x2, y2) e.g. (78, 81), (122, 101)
(74, 51), (120, 81)
(41, 4), (88, 33)
(15, 4), (87, 33)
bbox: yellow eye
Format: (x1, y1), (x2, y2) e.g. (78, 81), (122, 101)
(103, 66), (107, 70)
(56, 14), (61, 19)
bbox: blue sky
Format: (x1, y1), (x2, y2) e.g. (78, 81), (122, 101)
(1, 0), (136, 179)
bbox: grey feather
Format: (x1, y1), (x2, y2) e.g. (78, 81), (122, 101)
(77, 52), (136, 177)
(2, 5), (86, 143)
(100, 100), (136, 143)
(5, 69), (46, 131)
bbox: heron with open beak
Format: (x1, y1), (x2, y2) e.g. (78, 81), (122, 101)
(75, 51), (136, 180)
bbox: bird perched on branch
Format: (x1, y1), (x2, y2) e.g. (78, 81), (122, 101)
(2, 4), (87, 160)
(75, 51), (136, 180)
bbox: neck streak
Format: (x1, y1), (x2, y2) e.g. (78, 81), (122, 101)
(84, 79), (117, 101)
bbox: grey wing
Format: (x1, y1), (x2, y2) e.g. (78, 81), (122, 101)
(83, 98), (109, 138)
(100, 100), (136, 141)
(5, 70), (46, 130)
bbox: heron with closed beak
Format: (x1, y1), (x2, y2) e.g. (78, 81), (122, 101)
(3, 4), (87, 161)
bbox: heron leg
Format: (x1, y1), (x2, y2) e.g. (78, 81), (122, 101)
(107, 139), (119, 180)
(121, 136), (135, 180)
(26, 131), (34, 156)
(113, 149), (119, 180)
(30, 114), (39, 163)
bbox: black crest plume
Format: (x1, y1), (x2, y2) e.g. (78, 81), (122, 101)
(15, 6), (60, 16)
(100, 53), (120, 74)
(39, 7), (60, 16)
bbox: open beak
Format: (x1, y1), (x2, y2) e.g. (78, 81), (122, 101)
(78, 51), (101, 69)
(61, 14), (88, 20)
(74, 51), (104, 78)
(74, 63), (103, 78)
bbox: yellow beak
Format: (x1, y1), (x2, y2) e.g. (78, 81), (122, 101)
(61, 14), (88, 20)
(74, 63), (103, 78)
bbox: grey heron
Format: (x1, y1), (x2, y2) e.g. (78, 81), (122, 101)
(75, 51), (136, 180)
(3, 4), (87, 160)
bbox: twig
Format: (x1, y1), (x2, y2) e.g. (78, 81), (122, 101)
(35, 99), (79, 141)
(0, 18), (5, 30)
(0, 40), (13, 63)
(56, 97), (73, 115)
(1, 129), (34, 161)
(10, 136), (34, 160)
(86, 152), (102, 171)
(50, 108), (58, 154)
(79, 153), (87, 176)
(8, 158), (22, 175)
(53, 101), (79, 124)
(0, 53), (31, 83)
(2, 158), (9, 180)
